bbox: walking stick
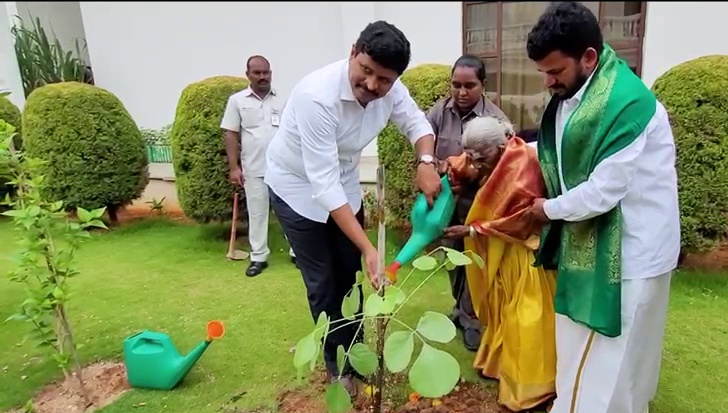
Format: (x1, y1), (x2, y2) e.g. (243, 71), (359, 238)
(226, 191), (249, 261)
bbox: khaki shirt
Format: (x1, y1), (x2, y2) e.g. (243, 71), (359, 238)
(427, 95), (511, 224)
(221, 87), (285, 178)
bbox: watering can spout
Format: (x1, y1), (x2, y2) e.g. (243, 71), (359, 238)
(386, 175), (456, 283)
(177, 340), (211, 381)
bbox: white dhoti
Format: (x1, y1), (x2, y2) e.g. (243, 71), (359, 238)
(550, 271), (673, 413)
(244, 176), (295, 262)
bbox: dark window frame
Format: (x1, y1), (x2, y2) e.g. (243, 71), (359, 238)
(461, 1), (647, 108)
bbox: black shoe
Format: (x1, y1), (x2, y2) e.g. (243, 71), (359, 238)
(246, 261), (268, 277)
(463, 327), (480, 352)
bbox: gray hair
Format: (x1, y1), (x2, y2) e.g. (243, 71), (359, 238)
(462, 116), (514, 153)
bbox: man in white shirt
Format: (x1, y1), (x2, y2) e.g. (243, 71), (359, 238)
(524, 3), (681, 413)
(265, 21), (442, 394)
(221, 55), (295, 277)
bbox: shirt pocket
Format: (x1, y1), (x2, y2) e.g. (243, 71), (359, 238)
(240, 107), (264, 129)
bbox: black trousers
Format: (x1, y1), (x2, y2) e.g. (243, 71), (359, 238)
(269, 188), (364, 376)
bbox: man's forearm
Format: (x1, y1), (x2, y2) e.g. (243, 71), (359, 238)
(330, 204), (374, 255)
(414, 134), (436, 158)
(224, 130), (241, 169)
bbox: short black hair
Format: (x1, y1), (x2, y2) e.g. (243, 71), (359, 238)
(526, 2), (604, 61)
(354, 20), (411, 75)
(452, 55), (486, 83)
(246, 55), (270, 70)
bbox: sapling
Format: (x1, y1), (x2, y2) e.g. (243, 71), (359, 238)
(292, 166), (484, 413)
(0, 120), (108, 407)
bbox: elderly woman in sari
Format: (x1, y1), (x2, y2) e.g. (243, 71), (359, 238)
(439, 116), (557, 412)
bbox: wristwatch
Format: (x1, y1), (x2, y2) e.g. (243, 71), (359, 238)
(418, 154), (436, 166)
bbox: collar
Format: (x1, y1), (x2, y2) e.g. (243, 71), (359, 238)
(243, 86), (276, 101)
(340, 59), (357, 102)
(446, 95), (486, 117)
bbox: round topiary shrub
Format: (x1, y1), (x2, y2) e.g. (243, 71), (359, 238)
(0, 93), (22, 150)
(0, 94), (22, 206)
(652, 55), (728, 254)
(170, 75), (249, 223)
(377, 63), (451, 228)
(22, 81), (149, 222)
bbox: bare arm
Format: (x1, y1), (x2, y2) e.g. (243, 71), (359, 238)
(223, 130), (240, 170)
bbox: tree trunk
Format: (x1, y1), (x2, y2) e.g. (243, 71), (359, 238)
(107, 205), (119, 223)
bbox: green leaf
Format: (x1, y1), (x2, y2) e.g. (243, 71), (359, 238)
(364, 294), (386, 317)
(355, 271), (364, 285)
(1, 209), (23, 217)
(91, 207), (107, 218)
(76, 207), (92, 223)
(293, 332), (318, 368)
(314, 311), (329, 342)
(336, 345), (346, 374)
(383, 331), (414, 373)
(341, 287), (361, 320)
(348, 342), (377, 376)
(408, 343), (461, 398)
(325, 381), (353, 413)
(468, 251), (485, 269)
(445, 248), (472, 266)
(87, 219), (108, 229)
(4, 313), (30, 323)
(383, 286), (406, 309)
(416, 311), (456, 343)
(445, 261), (456, 271)
(27, 206), (41, 217)
(412, 255), (437, 271)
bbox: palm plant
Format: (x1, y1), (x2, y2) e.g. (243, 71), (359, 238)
(10, 15), (93, 98)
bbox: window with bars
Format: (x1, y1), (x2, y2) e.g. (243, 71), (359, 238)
(462, 1), (646, 132)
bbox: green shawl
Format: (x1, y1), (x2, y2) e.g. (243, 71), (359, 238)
(534, 44), (656, 338)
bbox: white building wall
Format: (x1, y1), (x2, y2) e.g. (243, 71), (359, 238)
(78, 1), (462, 156)
(0, 2), (25, 109)
(641, 2), (728, 88)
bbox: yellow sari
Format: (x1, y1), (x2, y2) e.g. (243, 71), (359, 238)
(451, 137), (557, 411)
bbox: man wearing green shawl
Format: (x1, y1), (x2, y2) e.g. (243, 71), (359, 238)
(524, 3), (681, 413)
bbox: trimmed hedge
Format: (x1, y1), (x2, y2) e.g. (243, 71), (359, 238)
(22, 81), (148, 221)
(377, 64), (451, 228)
(0, 95), (22, 204)
(652, 55), (728, 253)
(170, 75), (249, 223)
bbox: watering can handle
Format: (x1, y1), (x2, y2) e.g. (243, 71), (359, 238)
(140, 337), (163, 345)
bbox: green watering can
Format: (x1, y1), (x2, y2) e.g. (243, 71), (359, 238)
(386, 175), (456, 282)
(122, 320), (225, 390)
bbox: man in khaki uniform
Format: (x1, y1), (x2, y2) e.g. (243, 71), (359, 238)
(221, 55), (295, 277)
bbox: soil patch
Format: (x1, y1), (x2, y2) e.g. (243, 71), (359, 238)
(9, 361), (130, 413)
(682, 242), (728, 271)
(240, 370), (511, 413)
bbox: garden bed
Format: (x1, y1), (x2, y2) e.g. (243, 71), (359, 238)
(242, 370), (512, 413)
(8, 362), (130, 413)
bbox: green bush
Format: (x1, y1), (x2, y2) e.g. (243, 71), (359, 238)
(22, 81), (148, 222)
(0, 93), (22, 149)
(170, 75), (248, 223)
(0, 93), (22, 206)
(377, 63), (451, 228)
(652, 55), (728, 253)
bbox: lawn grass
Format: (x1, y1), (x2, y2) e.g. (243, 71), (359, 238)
(0, 216), (727, 413)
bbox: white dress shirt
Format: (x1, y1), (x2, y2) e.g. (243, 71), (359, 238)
(543, 70), (681, 280)
(220, 87), (285, 178)
(264, 58), (434, 223)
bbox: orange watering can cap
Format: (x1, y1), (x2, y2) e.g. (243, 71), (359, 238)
(206, 320), (225, 341)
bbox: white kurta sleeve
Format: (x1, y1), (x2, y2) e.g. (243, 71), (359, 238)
(543, 130), (647, 222)
(297, 95), (348, 213)
(388, 81), (435, 145)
